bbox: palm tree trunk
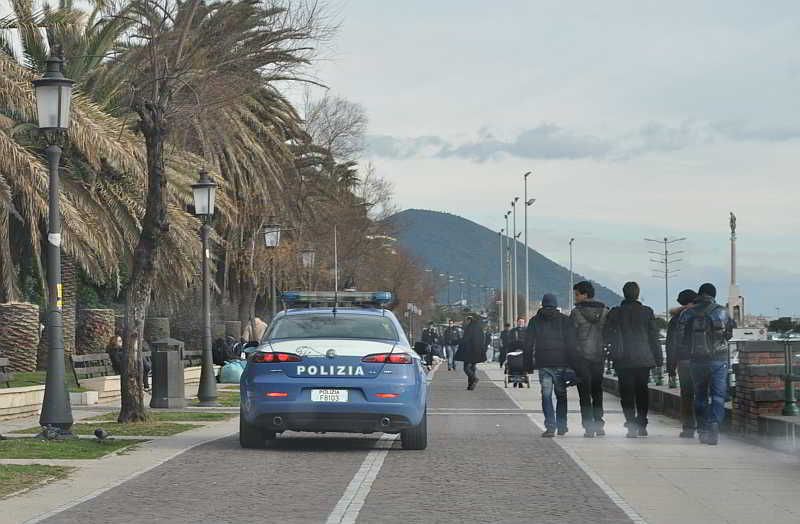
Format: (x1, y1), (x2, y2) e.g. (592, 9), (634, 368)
(119, 102), (169, 423)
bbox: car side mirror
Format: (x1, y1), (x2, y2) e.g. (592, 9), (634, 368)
(242, 341), (260, 354)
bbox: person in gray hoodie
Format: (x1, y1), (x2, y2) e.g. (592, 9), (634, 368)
(569, 281), (609, 438)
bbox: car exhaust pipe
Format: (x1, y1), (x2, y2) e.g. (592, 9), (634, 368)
(380, 417), (391, 427)
(273, 416), (283, 426)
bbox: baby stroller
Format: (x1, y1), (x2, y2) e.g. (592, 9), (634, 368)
(504, 350), (530, 388)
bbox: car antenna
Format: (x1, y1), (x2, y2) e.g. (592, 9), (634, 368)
(333, 224), (338, 317)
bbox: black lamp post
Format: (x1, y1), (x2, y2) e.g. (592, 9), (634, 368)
(35, 54), (75, 433)
(300, 246), (316, 291)
(263, 220), (282, 317)
(191, 169), (218, 406)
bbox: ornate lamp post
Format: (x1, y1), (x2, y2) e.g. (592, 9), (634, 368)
(300, 246), (316, 291)
(263, 219), (282, 317)
(191, 169), (218, 406)
(35, 54), (75, 433)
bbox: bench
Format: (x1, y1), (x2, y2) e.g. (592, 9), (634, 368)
(0, 357), (13, 387)
(70, 352), (116, 383)
(182, 349), (202, 367)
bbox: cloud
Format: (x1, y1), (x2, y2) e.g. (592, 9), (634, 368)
(367, 118), (800, 163)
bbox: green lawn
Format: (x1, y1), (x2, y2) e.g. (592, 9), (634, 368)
(192, 390), (240, 407)
(6, 371), (89, 392)
(12, 422), (200, 437)
(0, 464), (73, 498)
(85, 412), (235, 422)
(0, 438), (146, 459)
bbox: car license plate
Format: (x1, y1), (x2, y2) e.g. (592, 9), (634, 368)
(311, 389), (349, 402)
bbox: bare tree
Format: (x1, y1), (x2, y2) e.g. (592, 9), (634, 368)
(303, 92), (367, 162)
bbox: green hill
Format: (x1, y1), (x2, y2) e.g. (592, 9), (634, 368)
(388, 209), (622, 311)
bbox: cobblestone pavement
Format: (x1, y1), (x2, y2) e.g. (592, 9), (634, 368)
(40, 366), (632, 524)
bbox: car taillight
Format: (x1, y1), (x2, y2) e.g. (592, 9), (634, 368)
(250, 352), (301, 363)
(362, 353), (412, 364)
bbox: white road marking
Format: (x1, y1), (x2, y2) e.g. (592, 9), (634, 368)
(495, 375), (649, 524)
(326, 361), (439, 524)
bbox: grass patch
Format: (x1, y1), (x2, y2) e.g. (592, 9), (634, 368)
(0, 464), (72, 498)
(192, 390), (240, 407)
(7, 371), (89, 392)
(11, 422), (200, 437)
(0, 438), (146, 459)
(85, 412), (234, 422)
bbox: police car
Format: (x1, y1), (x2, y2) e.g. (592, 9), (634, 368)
(239, 291), (428, 450)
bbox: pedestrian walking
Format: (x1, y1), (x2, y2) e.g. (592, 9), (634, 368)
(107, 333), (151, 392)
(526, 293), (575, 437)
(666, 289), (698, 438)
(569, 281), (609, 438)
(605, 282), (661, 438)
(677, 283), (735, 445)
(454, 316), (486, 390)
(443, 320), (462, 371)
(499, 323), (512, 367)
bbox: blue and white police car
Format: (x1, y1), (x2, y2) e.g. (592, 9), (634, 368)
(239, 291), (428, 450)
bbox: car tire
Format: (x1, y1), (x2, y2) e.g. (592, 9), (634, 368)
(400, 409), (427, 450)
(239, 410), (268, 449)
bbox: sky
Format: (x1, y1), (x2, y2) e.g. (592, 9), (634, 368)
(301, 0), (800, 316)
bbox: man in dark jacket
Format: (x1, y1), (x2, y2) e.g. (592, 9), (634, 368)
(421, 322), (439, 354)
(605, 282), (662, 438)
(666, 289), (698, 438)
(443, 320), (462, 371)
(677, 283), (734, 445)
(499, 323), (512, 367)
(455, 316), (486, 390)
(526, 293), (575, 437)
(569, 281), (609, 437)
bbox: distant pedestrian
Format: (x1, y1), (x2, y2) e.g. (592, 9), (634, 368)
(666, 289), (698, 438)
(422, 322), (439, 350)
(499, 323), (512, 367)
(443, 320), (462, 371)
(569, 281), (609, 438)
(242, 317), (268, 343)
(527, 293), (575, 437)
(677, 283), (735, 445)
(454, 316), (486, 390)
(605, 282), (662, 438)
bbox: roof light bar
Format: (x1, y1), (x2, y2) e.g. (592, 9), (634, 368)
(281, 291), (393, 307)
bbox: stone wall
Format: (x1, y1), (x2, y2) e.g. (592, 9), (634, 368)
(76, 309), (115, 354)
(0, 302), (40, 372)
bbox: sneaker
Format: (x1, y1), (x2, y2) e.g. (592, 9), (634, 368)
(638, 426), (648, 437)
(583, 430), (595, 438)
(541, 430), (555, 438)
(706, 423), (719, 445)
(557, 428), (568, 436)
(595, 428), (606, 437)
(679, 429), (695, 439)
(626, 425), (639, 438)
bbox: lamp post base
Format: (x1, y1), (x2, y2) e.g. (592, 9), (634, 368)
(196, 398), (220, 407)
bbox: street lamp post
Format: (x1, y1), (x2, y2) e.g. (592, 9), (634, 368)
(191, 169), (219, 407)
(263, 220), (282, 317)
(35, 54), (75, 433)
(523, 171), (532, 320)
(498, 230), (504, 331)
(300, 246), (316, 291)
(569, 238), (575, 311)
(511, 197), (519, 322)
(504, 211), (511, 326)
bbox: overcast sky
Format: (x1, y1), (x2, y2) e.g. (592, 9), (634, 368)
(304, 0), (800, 316)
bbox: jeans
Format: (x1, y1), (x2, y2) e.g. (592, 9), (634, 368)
(445, 345), (458, 370)
(691, 360), (728, 428)
(540, 368), (568, 431)
(677, 360), (696, 430)
(617, 367), (650, 426)
(573, 358), (604, 430)
(463, 362), (477, 382)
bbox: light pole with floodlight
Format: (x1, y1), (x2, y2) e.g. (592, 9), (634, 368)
(191, 169), (219, 406)
(35, 54), (75, 433)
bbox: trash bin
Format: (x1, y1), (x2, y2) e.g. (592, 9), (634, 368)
(150, 338), (186, 409)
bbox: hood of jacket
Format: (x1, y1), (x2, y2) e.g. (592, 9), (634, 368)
(537, 307), (560, 320)
(575, 301), (607, 324)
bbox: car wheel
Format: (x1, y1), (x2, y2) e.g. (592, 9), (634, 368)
(239, 409), (267, 449)
(401, 409), (427, 450)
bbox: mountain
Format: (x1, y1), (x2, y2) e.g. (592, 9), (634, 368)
(387, 209), (622, 311)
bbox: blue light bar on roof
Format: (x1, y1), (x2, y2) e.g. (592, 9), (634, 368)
(280, 291), (393, 307)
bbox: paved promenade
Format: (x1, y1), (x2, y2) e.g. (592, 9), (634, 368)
(3, 364), (799, 523)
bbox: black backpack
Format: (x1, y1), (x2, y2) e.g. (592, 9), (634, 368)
(690, 303), (725, 359)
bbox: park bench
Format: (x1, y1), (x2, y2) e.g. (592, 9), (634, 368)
(181, 349), (203, 367)
(0, 357), (14, 388)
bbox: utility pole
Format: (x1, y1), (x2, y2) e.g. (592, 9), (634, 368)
(511, 197), (519, 323)
(646, 237), (687, 320)
(524, 171), (534, 320)
(504, 211), (511, 326)
(569, 238), (575, 311)
(498, 229), (504, 329)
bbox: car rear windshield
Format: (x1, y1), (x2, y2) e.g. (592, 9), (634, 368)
(266, 314), (399, 341)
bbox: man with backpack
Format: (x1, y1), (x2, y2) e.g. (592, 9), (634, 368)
(443, 320), (462, 371)
(677, 283), (735, 445)
(570, 281), (609, 438)
(526, 293), (575, 437)
(605, 282), (662, 438)
(666, 289), (698, 438)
